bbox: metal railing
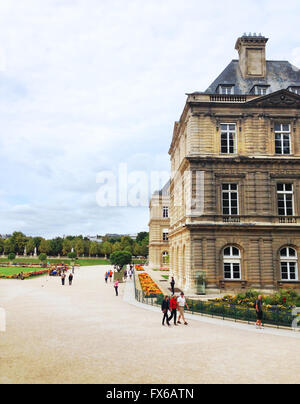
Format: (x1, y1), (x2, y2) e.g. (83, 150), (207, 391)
(133, 274), (295, 329)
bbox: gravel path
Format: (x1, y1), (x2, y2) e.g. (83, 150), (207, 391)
(0, 265), (300, 384)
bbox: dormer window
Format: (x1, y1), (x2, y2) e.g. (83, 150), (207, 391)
(218, 85), (235, 95)
(288, 86), (300, 95)
(252, 85), (269, 95)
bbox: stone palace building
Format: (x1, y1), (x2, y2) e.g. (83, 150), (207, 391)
(149, 34), (300, 294)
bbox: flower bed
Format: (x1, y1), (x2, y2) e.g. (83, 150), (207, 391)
(135, 264), (145, 271)
(138, 273), (163, 297)
(0, 268), (49, 279)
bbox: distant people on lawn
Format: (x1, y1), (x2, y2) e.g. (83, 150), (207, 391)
(114, 280), (119, 296)
(177, 292), (189, 326)
(170, 277), (175, 295)
(161, 296), (171, 327)
(168, 295), (178, 326)
(255, 295), (264, 329)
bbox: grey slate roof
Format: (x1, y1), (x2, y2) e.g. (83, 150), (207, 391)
(153, 180), (170, 197)
(202, 60), (300, 95)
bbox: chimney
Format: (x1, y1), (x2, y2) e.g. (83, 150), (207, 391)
(235, 33), (269, 78)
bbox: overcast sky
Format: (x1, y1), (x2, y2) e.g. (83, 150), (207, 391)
(1, 0), (300, 238)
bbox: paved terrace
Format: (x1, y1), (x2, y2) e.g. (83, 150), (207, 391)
(0, 265), (300, 384)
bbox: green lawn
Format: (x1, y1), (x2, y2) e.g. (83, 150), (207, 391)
(0, 258), (145, 266)
(0, 267), (42, 276)
(0, 258), (111, 266)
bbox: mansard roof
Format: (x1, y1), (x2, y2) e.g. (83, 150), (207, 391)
(202, 60), (300, 95)
(153, 180), (170, 197)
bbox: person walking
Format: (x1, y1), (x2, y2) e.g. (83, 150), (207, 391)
(177, 292), (189, 326)
(255, 295), (264, 329)
(61, 273), (66, 286)
(123, 269), (127, 281)
(114, 280), (119, 296)
(69, 273), (73, 286)
(109, 270), (113, 283)
(72, 266), (75, 274)
(170, 277), (175, 295)
(168, 295), (178, 326)
(161, 296), (171, 327)
(105, 272), (109, 284)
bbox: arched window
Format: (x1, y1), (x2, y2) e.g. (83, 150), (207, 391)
(223, 246), (241, 280)
(162, 251), (169, 265)
(280, 248), (298, 281)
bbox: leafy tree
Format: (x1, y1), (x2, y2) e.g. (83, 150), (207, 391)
(49, 237), (63, 256)
(8, 252), (16, 262)
(110, 251), (132, 271)
(11, 232), (27, 254)
(4, 238), (15, 255)
(68, 252), (77, 259)
(89, 242), (98, 257)
(39, 239), (51, 255)
(62, 239), (72, 256)
(101, 241), (112, 259)
(75, 239), (84, 257)
(26, 238), (36, 255)
(39, 253), (47, 263)
(0, 238), (4, 255)
(33, 237), (43, 249)
(136, 232), (149, 243)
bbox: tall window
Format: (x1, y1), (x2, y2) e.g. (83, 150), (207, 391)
(275, 124), (291, 155)
(221, 124), (237, 154)
(162, 251), (169, 265)
(277, 184), (294, 216)
(163, 206), (169, 218)
(163, 229), (169, 242)
(280, 248), (298, 281)
(222, 184), (239, 216)
(224, 247), (241, 280)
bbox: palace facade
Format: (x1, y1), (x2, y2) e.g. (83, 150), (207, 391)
(148, 182), (170, 269)
(150, 34), (300, 294)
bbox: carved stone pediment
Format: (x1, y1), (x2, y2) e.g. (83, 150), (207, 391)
(246, 89), (300, 108)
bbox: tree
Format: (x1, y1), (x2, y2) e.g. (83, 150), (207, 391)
(39, 253), (47, 264)
(26, 238), (35, 255)
(0, 238), (4, 255)
(110, 251), (132, 271)
(11, 232), (27, 254)
(136, 232), (149, 243)
(39, 239), (51, 255)
(49, 237), (63, 256)
(4, 238), (15, 255)
(101, 241), (112, 259)
(75, 239), (84, 257)
(89, 242), (98, 257)
(68, 252), (77, 260)
(62, 239), (72, 256)
(8, 252), (16, 263)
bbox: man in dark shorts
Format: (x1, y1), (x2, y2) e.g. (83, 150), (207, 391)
(255, 295), (264, 329)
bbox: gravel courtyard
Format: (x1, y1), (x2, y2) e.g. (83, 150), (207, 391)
(0, 265), (300, 384)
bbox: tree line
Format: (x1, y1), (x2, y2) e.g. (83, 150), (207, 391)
(0, 232), (149, 258)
